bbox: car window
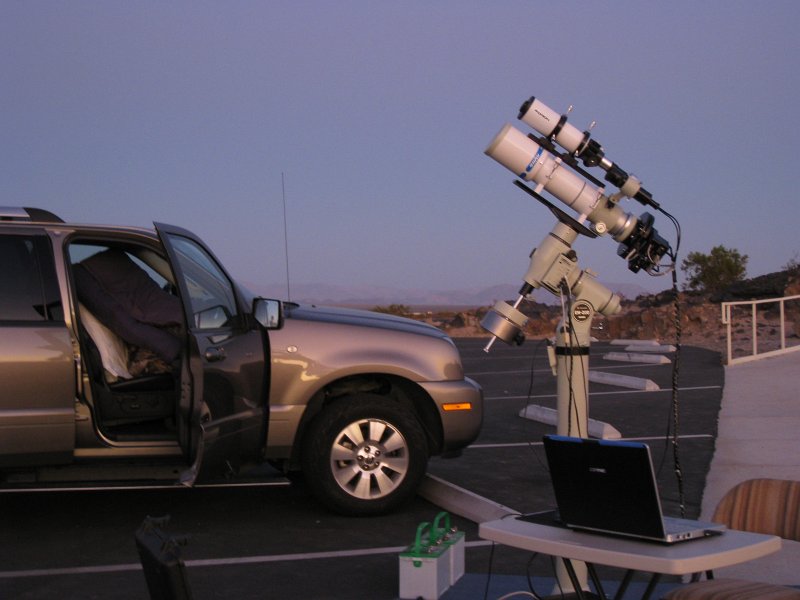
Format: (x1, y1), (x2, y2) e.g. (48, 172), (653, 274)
(164, 234), (238, 329)
(0, 234), (62, 322)
(69, 243), (171, 290)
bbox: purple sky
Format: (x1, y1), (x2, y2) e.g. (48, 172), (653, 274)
(3, 2), (799, 297)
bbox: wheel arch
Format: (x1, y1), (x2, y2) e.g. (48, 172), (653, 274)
(286, 373), (443, 471)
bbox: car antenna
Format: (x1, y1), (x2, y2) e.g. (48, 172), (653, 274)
(282, 171), (292, 302)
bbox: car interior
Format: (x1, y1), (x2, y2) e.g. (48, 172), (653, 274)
(69, 241), (184, 441)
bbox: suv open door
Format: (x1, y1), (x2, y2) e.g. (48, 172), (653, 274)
(155, 224), (270, 482)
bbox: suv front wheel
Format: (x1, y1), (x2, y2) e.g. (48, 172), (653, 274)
(301, 394), (429, 516)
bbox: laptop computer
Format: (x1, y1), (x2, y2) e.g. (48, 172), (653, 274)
(540, 435), (726, 544)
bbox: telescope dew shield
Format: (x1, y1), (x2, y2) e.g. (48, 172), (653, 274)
(518, 96), (586, 156)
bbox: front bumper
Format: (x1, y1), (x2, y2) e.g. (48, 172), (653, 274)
(420, 377), (483, 452)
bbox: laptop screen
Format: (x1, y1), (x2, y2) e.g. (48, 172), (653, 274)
(543, 435), (668, 540)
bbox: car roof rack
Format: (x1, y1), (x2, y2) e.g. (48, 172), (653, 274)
(0, 207), (64, 223)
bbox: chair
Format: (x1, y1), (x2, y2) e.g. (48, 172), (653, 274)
(663, 478), (800, 599)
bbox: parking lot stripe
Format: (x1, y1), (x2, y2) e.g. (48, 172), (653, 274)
(0, 542), (494, 579)
(467, 434), (713, 450)
(484, 384), (721, 401)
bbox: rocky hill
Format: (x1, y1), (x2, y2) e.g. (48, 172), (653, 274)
(412, 269), (800, 360)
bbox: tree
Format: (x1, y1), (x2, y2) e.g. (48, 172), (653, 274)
(681, 245), (748, 294)
(784, 251), (800, 274)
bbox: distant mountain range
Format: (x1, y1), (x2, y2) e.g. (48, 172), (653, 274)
(244, 281), (653, 308)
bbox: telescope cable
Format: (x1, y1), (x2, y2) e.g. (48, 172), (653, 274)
(668, 261), (686, 517)
(655, 206), (685, 516)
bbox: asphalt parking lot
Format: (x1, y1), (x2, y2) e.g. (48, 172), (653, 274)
(0, 338), (723, 599)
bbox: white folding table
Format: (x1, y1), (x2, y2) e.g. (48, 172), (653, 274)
(479, 514), (781, 599)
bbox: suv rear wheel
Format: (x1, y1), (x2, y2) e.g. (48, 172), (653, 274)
(301, 394), (428, 515)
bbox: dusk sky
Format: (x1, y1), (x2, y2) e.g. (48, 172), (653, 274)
(3, 2), (799, 299)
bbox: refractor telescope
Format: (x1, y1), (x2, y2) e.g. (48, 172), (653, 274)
(481, 95), (675, 349)
(485, 103), (670, 276)
(517, 96), (659, 210)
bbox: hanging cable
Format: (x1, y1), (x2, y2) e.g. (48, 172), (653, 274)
(669, 265), (686, 516)
(650, 205), (685, 514)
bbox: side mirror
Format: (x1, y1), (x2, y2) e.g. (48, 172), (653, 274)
(253, 298), (283, 330)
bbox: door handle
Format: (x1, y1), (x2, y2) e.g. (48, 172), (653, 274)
(204, 346), (226, 362)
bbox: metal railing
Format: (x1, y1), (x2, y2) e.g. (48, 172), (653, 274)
(721, 294), (800, 365)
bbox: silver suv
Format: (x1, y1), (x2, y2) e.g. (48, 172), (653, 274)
(0, 207), (482, 515)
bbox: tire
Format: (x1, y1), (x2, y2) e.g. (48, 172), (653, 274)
(300, 394), (429, 516)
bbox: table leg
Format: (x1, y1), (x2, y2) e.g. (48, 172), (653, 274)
(562, 558), (590, 600)
(586, 563), (610, 599)
(613, 570), (635, 600)
(640, 573), (662, 600)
